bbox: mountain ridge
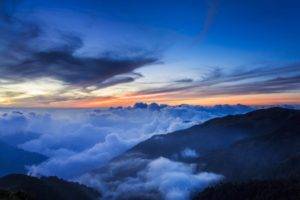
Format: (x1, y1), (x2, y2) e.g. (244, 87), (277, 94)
(126, 107), (299, 163)
(0, 174), (100, 200)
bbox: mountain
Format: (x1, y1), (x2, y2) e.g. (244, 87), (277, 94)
(114, 107), (299, 181)
(90, 107), (300, 200)
(0, 141), (47, 176)
(197, 109), (300, 180)
(193, 179), (300, 200)
(0, 111), (295, 200)
(95, 107), (299, 199)
(0, 189), (31, 200)
(0, 174), (100, 200)
(129, 107), (298, 157)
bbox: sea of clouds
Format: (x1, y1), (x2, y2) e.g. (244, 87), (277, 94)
(0, 103), (253, 199)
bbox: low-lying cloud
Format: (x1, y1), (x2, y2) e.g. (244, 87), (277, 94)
(123, 157), (222, 200)
(0, 103), (253, 180)
(79, 157), (223, 200)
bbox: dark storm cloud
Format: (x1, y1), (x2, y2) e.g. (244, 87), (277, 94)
(136, 63), (300, 96)
(0, 0), (159, 87)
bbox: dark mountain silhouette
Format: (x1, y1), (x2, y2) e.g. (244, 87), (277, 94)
(0, 189), (31, 200)
(128, 108), (300, 169)
(0, 141), (47, 176)
(193, 179), (300, 200)
(193, 109), (300, 180)
(0, 174), (100, 200)
(198, 109), (300, 180)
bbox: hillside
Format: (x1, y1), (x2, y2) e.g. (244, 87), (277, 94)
(198, 109), (300, 180)
(113, 107), (300, 181)
(0, 189), (31, 200)
(0, 174), (100, 200)
(128, 107), (299, 157)
(87, 107), (299, 199)
(193, 179), (300, 200)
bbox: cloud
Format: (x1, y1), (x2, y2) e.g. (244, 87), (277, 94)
(0, 33), (158, 86)
(180, 148), (199, 159)
(174, 78), (194, 83)
(0, 111), (28, 135)
(28, 134), (132, 178)
(0, 0), (159, 89)
(135, 63), (300, 97)
(97, 72), (143, 89)
(199, 75), (300, 96)
(80, 157), (223, 200)
(195, 0), (220, 43)
(143, 157), (222, 200)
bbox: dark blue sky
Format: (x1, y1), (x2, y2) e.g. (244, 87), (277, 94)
(0, 0), (299, 107)
(21, 0), (300, 56)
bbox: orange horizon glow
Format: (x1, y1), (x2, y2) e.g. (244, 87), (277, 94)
(74, 93), (300, 108)
(2, 92), (299, 108)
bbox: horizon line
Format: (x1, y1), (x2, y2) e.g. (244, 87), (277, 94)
(0, 102), (299, 110)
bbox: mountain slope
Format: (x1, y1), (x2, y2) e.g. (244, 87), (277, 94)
(0, 141), (47, 176)
(128, 107), (298, 161)
(0, 174), (100, 200)
(0, 189), (31, 200)
(198, 109), (300, 180)
(86, 107), (299, 199)
(119, 107), (300, 181)
(193, 179), (300, 200)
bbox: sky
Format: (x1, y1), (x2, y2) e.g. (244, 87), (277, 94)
(0, 0), (299, 107)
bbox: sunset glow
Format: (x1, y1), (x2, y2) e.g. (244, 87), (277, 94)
(0, 0), (299, 107)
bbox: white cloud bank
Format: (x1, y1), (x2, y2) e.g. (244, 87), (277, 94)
(115, 157), (223, 200)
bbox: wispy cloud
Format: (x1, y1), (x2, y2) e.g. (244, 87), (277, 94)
(174, 78), (194, 83)
(135, 63), (300, 97)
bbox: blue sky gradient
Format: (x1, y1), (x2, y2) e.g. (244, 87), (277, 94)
(0, 0), (299, 107)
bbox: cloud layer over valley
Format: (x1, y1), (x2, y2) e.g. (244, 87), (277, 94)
(0, 103), (253, 198)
